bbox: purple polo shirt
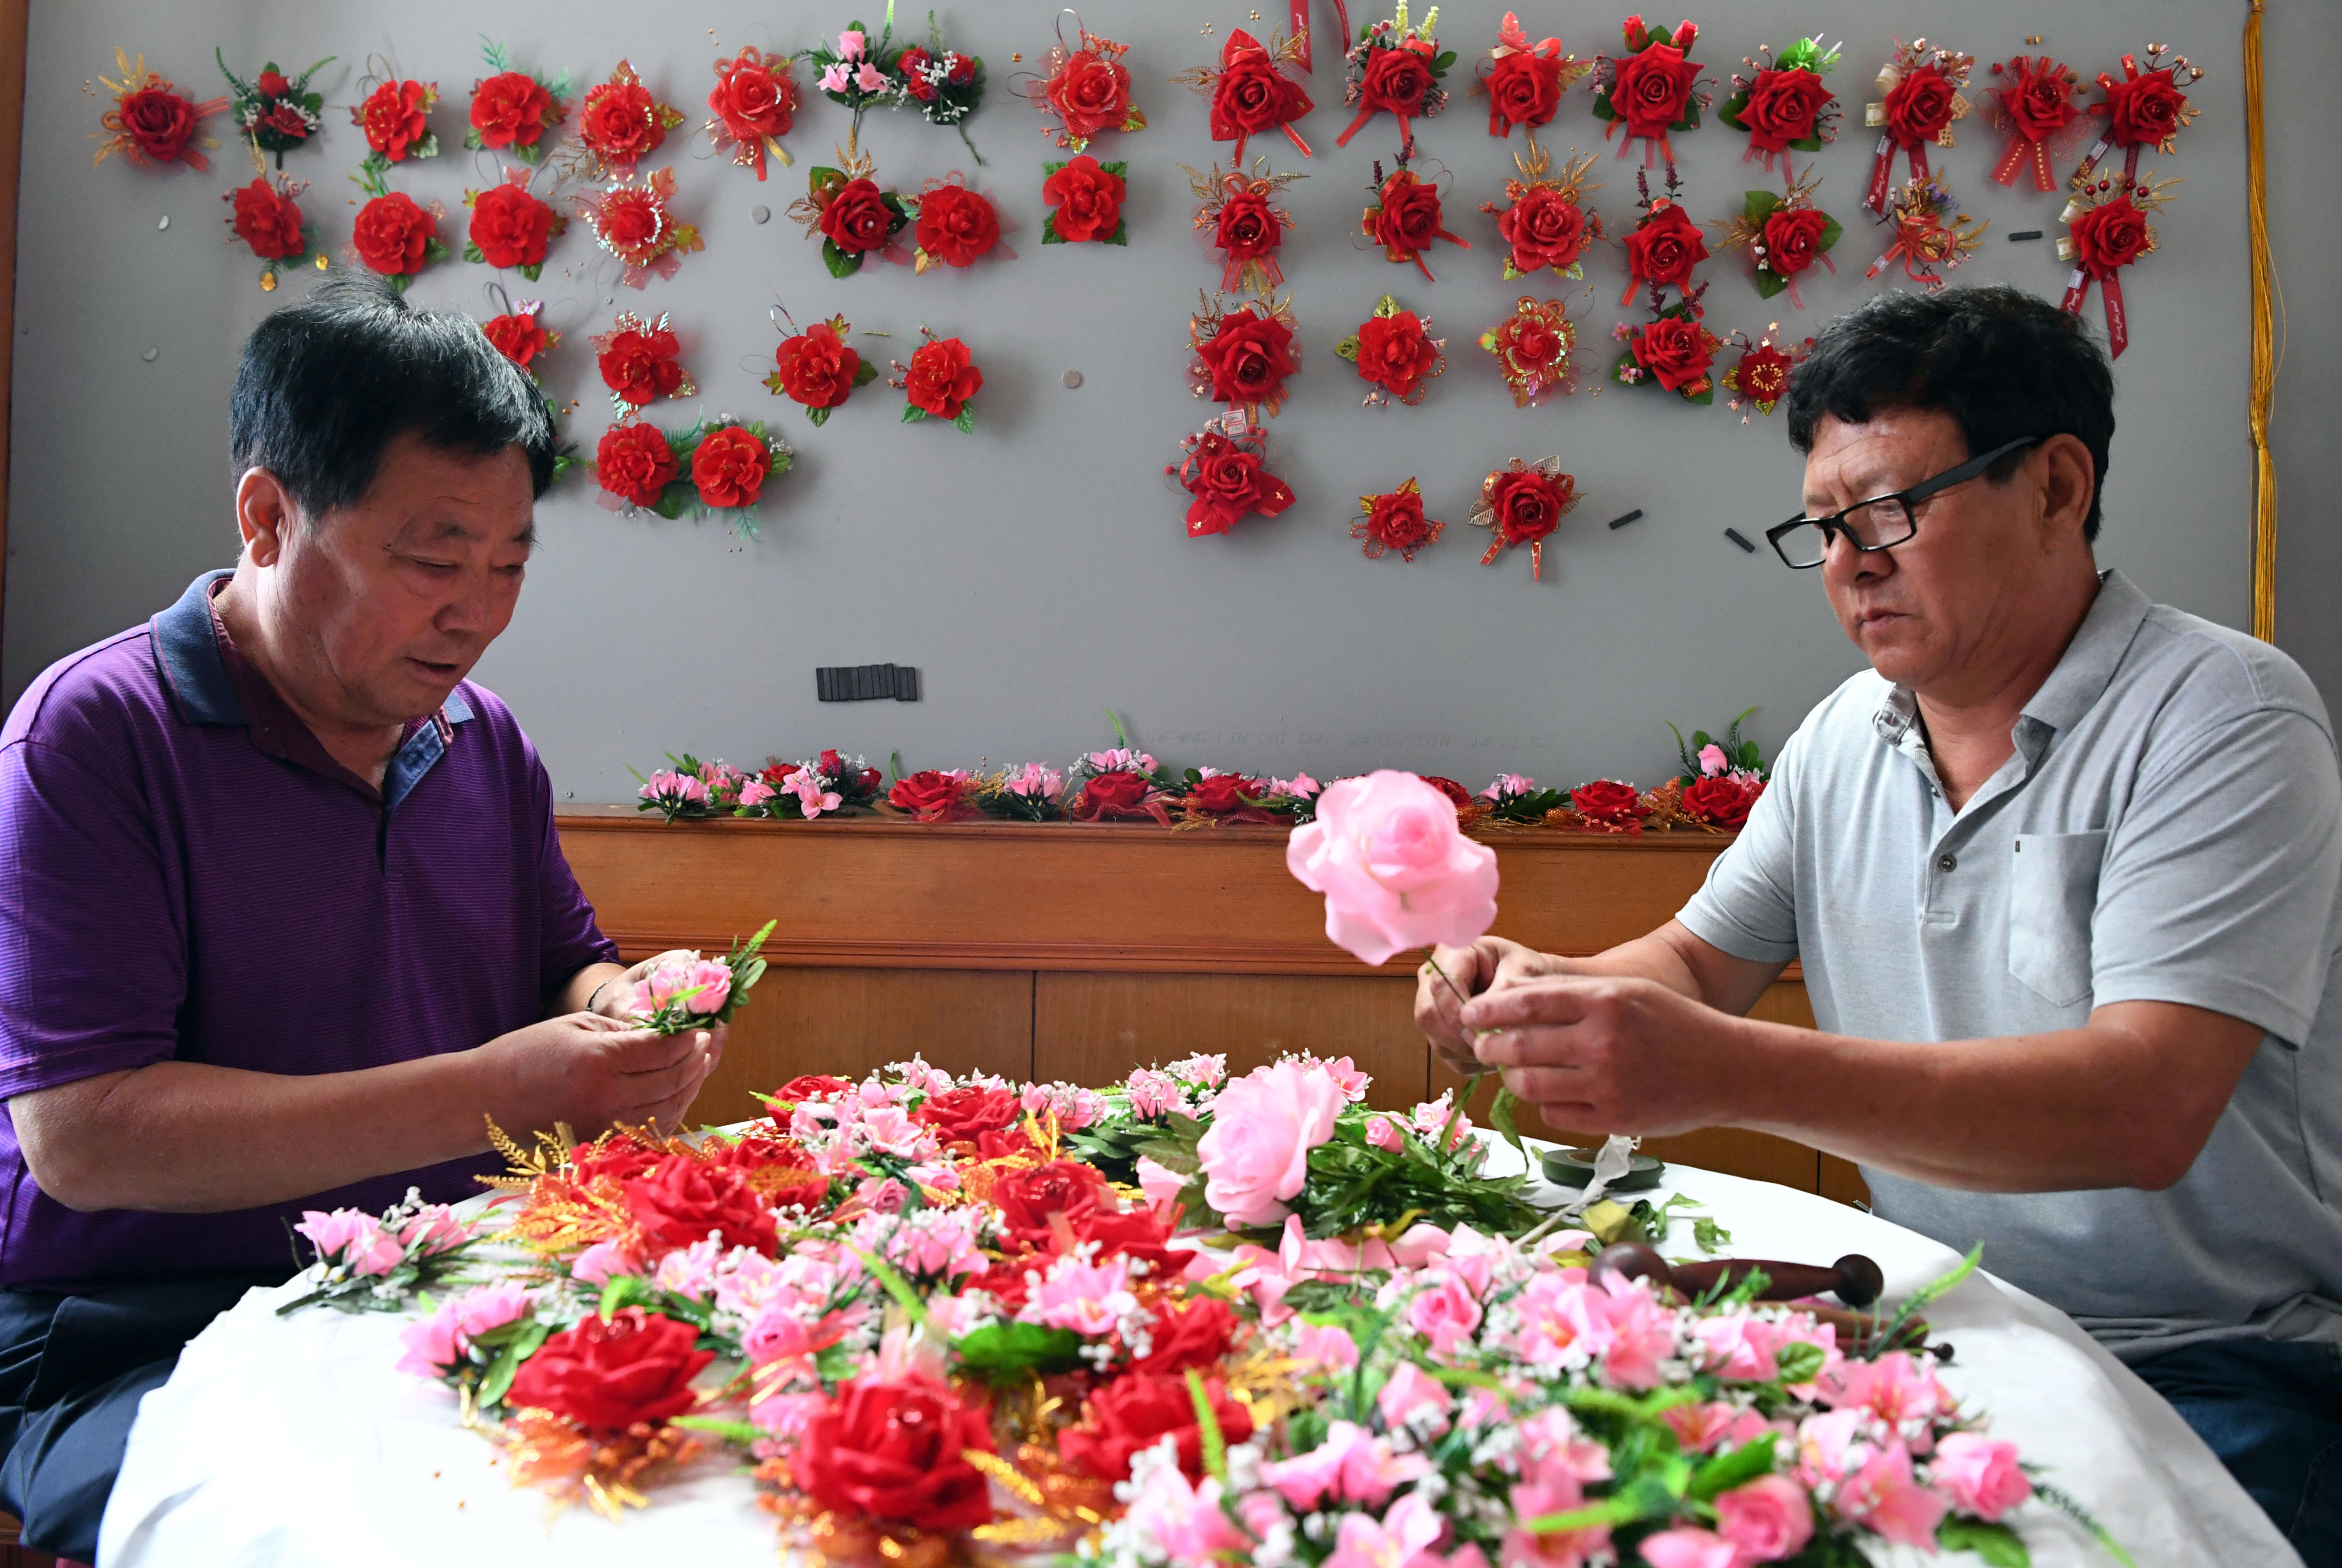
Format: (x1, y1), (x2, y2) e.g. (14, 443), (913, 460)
(0, 570), (618, 1290)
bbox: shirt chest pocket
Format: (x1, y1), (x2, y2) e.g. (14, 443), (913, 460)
(2008, 831), (2108, 1008)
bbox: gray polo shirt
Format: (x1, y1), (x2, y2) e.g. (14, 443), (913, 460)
(1679, 569), (2342, 1361)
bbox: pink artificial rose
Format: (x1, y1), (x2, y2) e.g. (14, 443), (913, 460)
(1637, 1527), (1739, 1568)
(681, 958), (732, 1015)
(1716, 1473), (1818, 1561)
(295, 1209), (404, 1275)
(1194, 1060), (1345, 1226)
(1286, 770), (1499, 965)
(1697, 743), (1730, 777)
(1291, 1320), (1362, 1372)
(399, 1203), (469, 1254)
(1366, 1114), (1407, 1151)
(1694, 1311), (1779, 1382)
(1135, 1155), (1190, 1215)
(1376, 1360), (1453, 1433)
(1407, 1272), (1485, 1356)
(453, 1283), (534, 1339)
(571, 1237), (640, 1284)
(1931, 1432), (2032, 1522)
(1834, 1442), (1948, 1547)
(395, 1299), (464, 1376)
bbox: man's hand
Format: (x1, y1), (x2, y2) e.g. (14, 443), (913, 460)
(1414, 936), (1552, 1073)
(1461, 973), (1746, 1137)
(590, 950), (705, 1019)
(475, 1011), (723, 1140)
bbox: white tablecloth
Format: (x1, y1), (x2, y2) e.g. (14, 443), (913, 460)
(98, 1145), (2305, 1567)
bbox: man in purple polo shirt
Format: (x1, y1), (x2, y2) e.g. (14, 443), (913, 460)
(0, 280), (725, 1560)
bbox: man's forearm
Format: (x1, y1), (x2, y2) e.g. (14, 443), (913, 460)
(556, 960), (627, 1018)
(1546, 922), (1785, 1017)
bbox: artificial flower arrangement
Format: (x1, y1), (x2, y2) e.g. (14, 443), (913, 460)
(1590, 16), (1709, 166)
(1185, 159), (1303, 296)
(1023, 19), (1145, 154)
(2073, 44), (2203, 192)
(464, 168), (565, 281)
(347, 163), (449, 293)
(592, 417), (793, 538)
(1707, 165), (1841, 308)
(482, 298), (577, 485)
(1479, 294), (1582, 408)
(1864, 175), (1986, 293)
(570, 61), (686, 182)
(1482, 143), (1602, 282)
(1664, 707), (1772, 822)
(467, 39), (569, 167)
(887, 765), (982, 823)
(576, 167), (702, 289)
(890, 328), (985, 432)
(1335, 2), (1456, 155)
(1362, 151), (1470, 282)
(352, 67), (438, 177)
(1171, 412), (1297, 541)
(1982, 53), (2088, 197)
(1176, 769), (1322, 827)
(1720, 324), (1811, 421)
(89, 49), (225, 172)
(1353, 478), (1445, 563)
(2058, 172), (2178, 360)
(1862, 39), (1973, 215)
(1174, 27), (1315, 164)
(1615, 163), (1706, 306)
(791, 153), (912, 277)
(1071, 735), (1179, 824)
(1477, 12), (1590, 150)
(1042, 155), (1129, 245)
(214, 51), (332, 167)
(767, 314), (877, 426)
(805, 12), (987, 161)
(1335, 295), (1448, 408)
(1612, 280), (1723, 405)
(636, 752), (886, 822)
(977, 763), (1070, 822)
(222, 174), (322, 287)
(907, 175), (1007, 272)
(1188, 292), (1302, 424)
(1716, 37), (1838, 183)
(1470, 455), (1580, 580)
(593, 313), (694, 418)
(705, 47), (799, 180)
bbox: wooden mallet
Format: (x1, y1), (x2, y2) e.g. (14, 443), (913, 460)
(1592, 1241), (1885, 1309)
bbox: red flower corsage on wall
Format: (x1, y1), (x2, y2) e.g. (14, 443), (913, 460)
(1482, 144), (1601, 282)
(907, 175), (1008, 272)
(2074, 45), (2203, 192)
(352, 67), (438, 177)
(466, 40), (569, 167)
(1720, 323), (1811, 420)
(1718, 37), (1838, 181)
(1335, 295), (1446, 408)
(1611, 286), (1721, 404)
(1189, 293), (1301, 422)
(1175, 29), (1314, 163)
(891, 327), (984, 432)
(890, 18), (987, 163)
(593, 416), (793, 537)
(1186, 159), (1302, 295)
(1984, 53), (2085, 194)
(1363, 152), (1469, 281)
(790, 153), (911, 277)
(572, 61), (684, 182)
(766, 314), (876, 426)
(346, 163), (447, 293)
(216, 52), (330, 168)
(1479, 295), (1581, 408)
(1470, 456), (1579, 580)
(1863, 39), (1972, 214)
(1708, 165), (1839, 308)
(1353, 478), (1443, 563)
(1615, 163), (1706, 306)
(577, 167), (701, 289)
(705, 48), (797, 180)
(1336, 4), (1454, 155)
(1171, 411), (1295, 539)
(90, 50), (225, 172)
(465, 169), (565, 281)
(1042, 155), (1127, 245)
(1864, 176), (1986, 292)
(2059, 173), (2176, 359)
(222, 175), (319, 288)
(484, 300), (560, 380)
(1478, 12), (1589, 150)
(592, 313), (694, 417)
(1023, 20), (1145, 153)
(1591, 17), (1708, 166)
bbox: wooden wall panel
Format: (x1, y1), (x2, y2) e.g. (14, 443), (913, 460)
(1818, 1156), (1873, 1209)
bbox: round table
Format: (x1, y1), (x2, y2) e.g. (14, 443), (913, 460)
(97, 1141), (2304, 1567)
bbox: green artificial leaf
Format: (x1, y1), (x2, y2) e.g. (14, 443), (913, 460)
(413, 131), (440, 159)
(815, 1340), (856, 1382)
(1185, 1369), (1229, 1482)
(598, 1274), (651, 1319)
(1774, 1340), (1827, 1385)
(1334, 335), (1363, 360)
(462, 240), (487, 264)
(852, 359), (880, 387)
(1041, 214), (1064, 245)
(463, 126), (485, 151)
(807, 405), (832, 427)
(424, 236), (452, 264)
(1500, 257), (1527, 282)
(386, 273), (412, 295)
(901, 402), (928, 423)
(1106, 220), (1129, 247)
(809, 165), (843, 189)
(1753, 270), (1789, 300)
(519, 261), (543, 282)
(515, 142), (545, 166)
(954, 404), (976, 433)
(1689, 1434), (1779, 1501)
(952, 1321), (1084, 1385)
(822, 238), (864, 278)
(475, 1318), (552, 1408)
(1432, 50), (1458, 72)
(1042, 160), (1067, 179)
(652, 484), (688, 520)
(1789, 132), (1827, 152)
(1718, 92), (1751, 131)
(1591, 92), (1617, 124)
(1743, 190), (1783, 225)
(671, 1415), (768, 1446)
(1686, 381), (1716, 406)
(1939, 1518), (2031, 1568)
(1692, 1215), (1732, 1254)
(1818, 213), (1845, 252)
(1489, 1089), (1526, 1158)
(1101, 160), (1129, 178)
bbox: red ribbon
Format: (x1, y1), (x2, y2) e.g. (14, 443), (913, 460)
(2061, 268), (2129, 358)
(1866, 135), (1930, 215)
(1293, 0), (1352, 73)
(1990, 131), (2057, 192)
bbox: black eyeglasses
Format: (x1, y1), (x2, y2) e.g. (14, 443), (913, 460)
(1766, 436), (2047, 569)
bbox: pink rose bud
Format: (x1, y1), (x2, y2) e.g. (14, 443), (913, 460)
(1366, 1114), (1406, 1151)
(1698, 743), (1730, 777)
(1715, 1473), (1817, 1561)
(682, 959), (732, 1015)
(1285, 771), (1499, 966)
(1931, 1432), (2031, 1522)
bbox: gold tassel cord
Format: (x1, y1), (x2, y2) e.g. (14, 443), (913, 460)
(2245, 0), (2282, 642)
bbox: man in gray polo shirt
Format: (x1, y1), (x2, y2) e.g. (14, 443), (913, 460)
(1416, 286), (2340, 1559)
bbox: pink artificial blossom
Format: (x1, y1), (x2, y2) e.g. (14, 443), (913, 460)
(1195, 1059), (1345, 1226)
(1715, 1473), (1818, 1563)
(295, 1209), (404, 1276)
(1636, 1528), (1738, 1568)
(394, 1299), (464, 1376)
(1833, 1441), (1949, 1547)
(1366, 1113), (1407, 1151)
(1408, 1271), (1486, 1356)
(398, 1203), (469, 1254)
(1931, 1432), (2032, 1521)
(571, 1237), (641, 1285)
(1291, 1320), (1363, 1372)
(681, 958), (733, 1014)
(1376, 1359), (1454, 1433)
(1697, 743), (1730, 776)
(1325, 1491), (1444, 1568)
(738, 778), (777, 808)
(1286, 771), (1500, 966)
(1257, 1419), (1430, 1510)
(640, 769), (708, 807)
(1021, 1253), (1138, 1335)
(1480, 773), (1535, 801)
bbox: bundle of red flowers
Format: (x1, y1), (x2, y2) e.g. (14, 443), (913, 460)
(592, 418), (792, 536)
(591, 313), (694, 416)
(215, 51), (330, 168)
(221, 174), (318, 286)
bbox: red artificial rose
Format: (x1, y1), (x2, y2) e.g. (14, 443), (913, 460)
(471, 69), (553, 150)
(889, 769), (977, 821)
(1211, 38), (1313, 143)
(261, 103), (311, 139)
(598, 324), (686, 409)
(916, 1085), (1026, 1143)
(2068, 196), (2150, 277)
(1370, 171), (1454, 260)
(795, 1376), (996, 1531)
(1076, 771), (1156, 819)
(595, 422), (680, 508)
(352, 192), (437, 277)
(358, 79), (432, 161)
(1631, 314), (1715, 392)
(569, 1134), (664, 1188)
(1761, 207), (1831, 278)
(1187, 774), (1267, 815)
(1613, 41), (1699, 139)
(2105, 70), (2185, 149)
(581, 79), (665, 161)
(895, 45), (941, 102)
(593, 188), (668, 255)
(1998, 59), (2079, 141)
(1363, 489), (1436, 554)
(1486, 49), (1564, 130)
(623, 1152), (780, 1257)
(772, 323), (862, 411)
(1194, 308), (1298, 411)
(712, 50), (796, 142)
(1182, 431), (1295, 537)
(1129, 1295), (1240, 1375)
(229, 178), (304, 260)
(691, 425), (772, 509)
(819, 177), (897, 254)
(257, 68), (291, 99)
(1736, 66), (1831, 151)
(1491, 469), (1573, 545)
(1422, 776), (1475, 809)
(1499, 186), (1593, 274)
(914, 184), (1000, 266)
(775, 1074), (853, 1101)
(1049, 52), (1134, 140)
(468, 182), (554, 270)
(1354, 310), (1441, 400)
(1215, 188), (1282, 261)
(1884, 65), (1956, 146)
(1624, 201), (1709, 290)
(1732, 344), (1795, 405)
(119, 86), (199, 163)
(1682, 774), (1765, 829)
(505, 1307), (712, 1433)
(1044, 154), (1126, 243)
(1060, 1372), (1253, 1482)
(1360, 46), (1435, 118)
(905, 337), (983, 421)
(1571, 779), (1649, 830)
(992, 1159), (1115, 1247)
(483, 311), (548, 368)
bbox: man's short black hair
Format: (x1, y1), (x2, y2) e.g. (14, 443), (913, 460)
(1783, 284), (2115, 541)
(229, 276), (557, 521)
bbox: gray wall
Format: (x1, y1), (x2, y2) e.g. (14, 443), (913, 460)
(4, 1), (2329, 803)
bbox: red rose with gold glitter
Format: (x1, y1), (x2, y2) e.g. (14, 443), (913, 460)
(1048, 50), (1134, 142)
(1354, 482), (1443, 562)
(2067, 194), (2150, 277)
(594, 422), (679, 508)
(1622, 201), (1709, 299)
(690, 425), (774, 509)
(580, 70), (667, 165)
(1571, 779), (1650, 832)
(1353, 310), (1443, 402)
(905, 337), (983, 421)
(470, 69), (553, 150)
(1683, 773), (1765, 828)
(708, 49), (798, 180)
(228, 178), (304, 260)
(1194, 307), (1298, 413)
(1884, 65), (1957, 145)
(1499, 186), (1593, 275)
(1061, 1372), (1253, 1482)
(1486, 49), (1564, 131)
(2104, 70), (2186, 149)
(356, 79), (433, 162)
(769, 320), (864, 414)
(1179, 428), (1295, 538)
(1760, 207), (1830, 278)
(1492, 469), (1573, 546)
